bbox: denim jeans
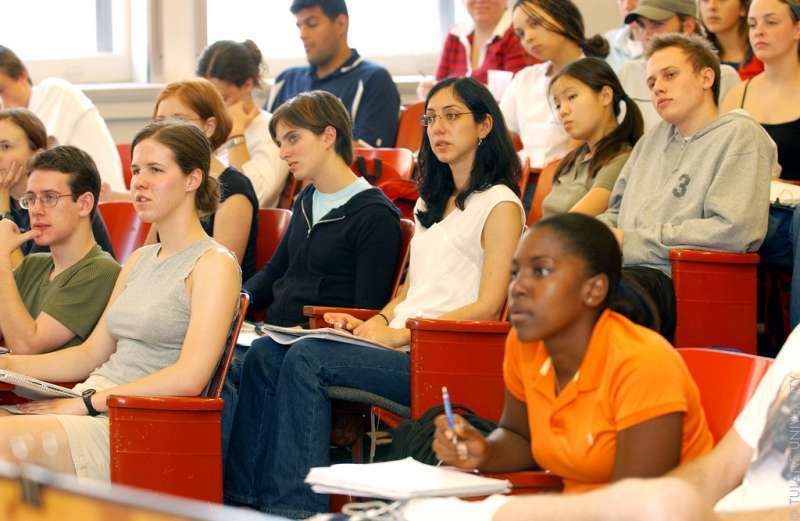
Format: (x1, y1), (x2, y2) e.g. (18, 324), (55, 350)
(223, 336), (410, 519)
(221, 344), (248, 465)
(760, 205), (800, 329)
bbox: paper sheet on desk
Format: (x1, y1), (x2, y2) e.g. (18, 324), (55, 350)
(770, 180), (800, 206)
(249, 324), (409, 352)
(305, 457), (510, 500)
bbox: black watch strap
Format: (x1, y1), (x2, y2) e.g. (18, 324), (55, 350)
(81, 389), (101, 416)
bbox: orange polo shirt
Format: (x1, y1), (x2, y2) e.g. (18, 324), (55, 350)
(503, 310), (713, 493)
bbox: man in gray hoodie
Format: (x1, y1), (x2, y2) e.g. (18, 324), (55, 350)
(598, 32), (776, 339)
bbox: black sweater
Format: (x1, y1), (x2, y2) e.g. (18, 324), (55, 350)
(244, 184), (402, 326)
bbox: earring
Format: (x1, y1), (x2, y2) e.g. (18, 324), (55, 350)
(478, 137), (483, 146)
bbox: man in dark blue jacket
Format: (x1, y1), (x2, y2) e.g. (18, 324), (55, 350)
(266, 0), (401, 147)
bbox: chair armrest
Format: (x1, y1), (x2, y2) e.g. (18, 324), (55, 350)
(303, 306), (379, 329)
(405, 318), (511, 420)
(669, 249), (760, 265)
(107, 395), (223, 412)
(406, 318), (511, 333)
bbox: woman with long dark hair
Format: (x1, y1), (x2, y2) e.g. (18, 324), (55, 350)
(701, 0), (764, 79)
(224, 78), (525, 518)
(542, 57), (643, 217)
(500, 0), (609, 167)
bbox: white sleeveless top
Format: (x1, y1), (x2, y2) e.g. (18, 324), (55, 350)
(390, 184), (523, 328)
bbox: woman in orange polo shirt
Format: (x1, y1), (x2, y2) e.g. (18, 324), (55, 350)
(433, 213), (712, 493)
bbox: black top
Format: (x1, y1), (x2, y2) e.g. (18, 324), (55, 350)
(741, 79), (800, 180)
(201, 167), (259, 280)
(244, 184), (402, 327)
(7, 198), (116, 259)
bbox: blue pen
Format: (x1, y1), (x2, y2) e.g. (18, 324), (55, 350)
(442, 386), (455, 431)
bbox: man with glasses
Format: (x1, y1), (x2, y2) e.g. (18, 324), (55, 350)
(0, 146), (119, 354)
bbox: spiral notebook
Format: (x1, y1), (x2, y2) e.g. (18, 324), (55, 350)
(305, 458), (510, 500)
(0, 369), (81, 399)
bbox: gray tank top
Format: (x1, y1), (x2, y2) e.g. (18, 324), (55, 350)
(93, 237), (219, 385)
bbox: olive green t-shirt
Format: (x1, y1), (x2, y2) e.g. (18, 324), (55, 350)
(13, 245), (121, 349)
(541, 150), (631, 218)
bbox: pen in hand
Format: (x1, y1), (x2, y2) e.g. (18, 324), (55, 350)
(442, 386), (469, 460)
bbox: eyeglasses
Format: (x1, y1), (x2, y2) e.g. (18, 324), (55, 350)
(420, 111), (474, 127)
(18, 191), (74, 210)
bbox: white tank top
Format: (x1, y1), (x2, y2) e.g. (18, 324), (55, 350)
(390, 184), (523, 328)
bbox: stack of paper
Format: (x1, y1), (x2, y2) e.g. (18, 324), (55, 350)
(305, 457), (510, 499)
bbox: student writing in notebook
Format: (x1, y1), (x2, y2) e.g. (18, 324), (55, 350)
(434, 213), (713, 493)
(224, 77), (525, 518)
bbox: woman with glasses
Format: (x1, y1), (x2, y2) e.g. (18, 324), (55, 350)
(0, 108), (114, 266)
(224, 77), (524, 519)
(152, 78), (259, 280)
(196, 40), (288, 208)
(500, 0), (609, 168)
(0, 121), (241, 484)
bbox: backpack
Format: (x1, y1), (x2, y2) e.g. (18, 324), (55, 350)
(386, 405), (497, 465)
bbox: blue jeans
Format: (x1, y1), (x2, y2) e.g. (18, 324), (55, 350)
(223, 336), (410, 519)
(221, 344), (248, 465)
(760, 205), (800, 329)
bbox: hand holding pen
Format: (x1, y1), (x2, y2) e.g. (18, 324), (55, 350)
(432, 387), (490, 470)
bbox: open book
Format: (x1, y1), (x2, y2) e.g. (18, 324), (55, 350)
(0, 369), (81, 399)
(306, 457), (510, 499)
(240, 323), (409, 353)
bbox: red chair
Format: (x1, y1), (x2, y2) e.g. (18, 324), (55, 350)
(394, 102), (424, 151)
(255, 208), (292, 272)
(351, 147), (415, 182)
(98, 201), (151, 264)
(670, 250), (760, 355)
(526, 159), (559, 226)
(116, 144), (132, 190)
(678, 347), (772, 443)
(107, 292), (250, 503)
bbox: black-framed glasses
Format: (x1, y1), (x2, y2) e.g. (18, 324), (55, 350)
(18, 192), (74, 210)
(420, 112), (474, 127)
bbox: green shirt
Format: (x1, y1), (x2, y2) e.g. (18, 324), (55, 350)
(13, 245), (121, 349)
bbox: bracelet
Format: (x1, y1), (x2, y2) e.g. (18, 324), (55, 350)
(81, 389), (101, 416)
(375, 313), (390, 326)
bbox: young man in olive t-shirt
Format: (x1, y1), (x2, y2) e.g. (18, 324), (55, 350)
(0, 146), (120, 353)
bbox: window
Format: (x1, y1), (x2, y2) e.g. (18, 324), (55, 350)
(7, 0), (132, 84)
(206, 0), (473, 76)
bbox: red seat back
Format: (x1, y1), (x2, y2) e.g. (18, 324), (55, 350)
(116, 143), (132, 190)
(98, 201), (150, 264)
(527, 159), (558, 225)
(395, 102), (424, 151)
(351, 147), (415, 182)
(678, 347), (772, 443)
(206, 292), (250, 398)
(255, 208), (292, 272)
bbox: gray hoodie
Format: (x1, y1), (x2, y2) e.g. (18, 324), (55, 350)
(598, 110), (776, 276)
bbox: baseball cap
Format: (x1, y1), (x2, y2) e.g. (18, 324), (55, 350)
(624, 0), (697, 24)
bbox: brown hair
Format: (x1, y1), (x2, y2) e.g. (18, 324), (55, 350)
(28, 146), (101, 218)
(781, 0), (800, 58)
(646, 32), (723, 105)
(702, 0), (751, 58)
(0, 108), (47, 152)
(513, 0), (609, 58)
(268, 90), (354, 164)
(131, 121), (219, 216)
(153, 78), (232, 150)
(0, 46), (31, 84)
(197, 40), (264, 88)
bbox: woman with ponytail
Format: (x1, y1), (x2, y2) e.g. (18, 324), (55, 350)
(542, 57), (643, 217)
(500, 0), (609, 167)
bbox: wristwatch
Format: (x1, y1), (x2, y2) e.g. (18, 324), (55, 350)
(81, 388), (101, 416)
(1, 212), (13, 222)
(227, 135), (246, 148)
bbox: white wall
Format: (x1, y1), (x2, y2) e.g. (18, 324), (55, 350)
(576, 0), (622, 36)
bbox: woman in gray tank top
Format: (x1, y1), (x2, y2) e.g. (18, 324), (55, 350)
(0, 121), (241, 481)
